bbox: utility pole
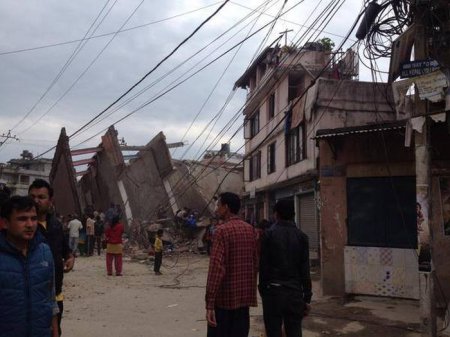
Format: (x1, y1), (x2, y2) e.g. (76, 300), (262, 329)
(414, 1), (438, 336)
(279, 29), (293, 46)
(0, 130), (19, 147)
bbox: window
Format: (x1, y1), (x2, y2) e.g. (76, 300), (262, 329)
(250, 110), (260, 138)
(347, 177), (416, 248)
(249, 151), (261, 181)
(20, 175), (30, 185)
(268, 93), (275, 119)
(286, 124), (305, 166)
(267, 142), (276, 174)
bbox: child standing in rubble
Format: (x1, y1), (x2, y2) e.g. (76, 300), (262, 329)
(154, 229), (163, 275)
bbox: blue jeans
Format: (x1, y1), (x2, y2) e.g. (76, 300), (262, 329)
(69, 237), (79, 254)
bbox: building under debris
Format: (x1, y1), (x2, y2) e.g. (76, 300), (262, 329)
(50, 126), (243, 234)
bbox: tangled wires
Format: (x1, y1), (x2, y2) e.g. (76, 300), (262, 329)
(362, 0), (412, 60)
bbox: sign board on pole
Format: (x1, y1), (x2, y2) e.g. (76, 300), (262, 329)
(400, 59), (440, 78)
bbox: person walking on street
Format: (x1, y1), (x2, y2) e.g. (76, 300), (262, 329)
(94, 215), (104, 256)
(0, 196), (59, 337)
(259, 200), (312, 337)
(67, 214), (82, 256)
(205, 192), (258, 337)
(154, 229), (163, 275)
(29, 179), (74, 336)
(85, 214), (95, 256)
(105, 215), (124, 276)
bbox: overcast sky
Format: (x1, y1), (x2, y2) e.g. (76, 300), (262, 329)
(0, 0), (379, 168)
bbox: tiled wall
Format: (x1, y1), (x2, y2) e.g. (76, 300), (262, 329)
(344, 246), (419, 299)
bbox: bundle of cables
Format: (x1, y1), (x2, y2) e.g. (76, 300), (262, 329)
(361, 0), (412, 60)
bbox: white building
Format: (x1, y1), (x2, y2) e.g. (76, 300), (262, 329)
(0, 150), (52, 195)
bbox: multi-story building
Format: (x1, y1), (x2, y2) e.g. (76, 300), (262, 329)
(235, 42), (395, 259)
(0, 150), (52, 195)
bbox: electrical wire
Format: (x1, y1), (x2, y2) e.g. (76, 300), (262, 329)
(69, 0), (282, 143)
(172, 0), (280, 157)
(17, 0), (146, 136)
(68, 0), (231, 141)
(0, 1), (223, 56)
(8, 0), (116, 132)
(176, 0), (289, 159)
(59, 0), (307, 152)
(101, 0), (349, 223)
(143, 0), (359, 220)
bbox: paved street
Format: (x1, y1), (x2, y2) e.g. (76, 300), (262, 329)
(59, 253), (438, 337)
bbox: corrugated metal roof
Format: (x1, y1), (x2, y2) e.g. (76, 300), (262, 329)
(314, 121), (406, 139)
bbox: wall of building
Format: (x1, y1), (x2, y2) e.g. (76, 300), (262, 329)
(245, 78), (397, 194)
(189, 161), (244, 202)
(164, 162), (211, 215)
(50, 128), (81, 218)
(52, 154), (80, 217)
(319, 123), (450, 302)
(120, 148), (168, 222)
(429, 123), (450, 301)
(319, 131), (415, 296)
(78, 127), (126, 221)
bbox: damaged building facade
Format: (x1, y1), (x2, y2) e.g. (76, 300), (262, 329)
(50, 126), (243, 233)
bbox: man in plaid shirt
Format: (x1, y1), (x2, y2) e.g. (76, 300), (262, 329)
(205, 192), (258, 337)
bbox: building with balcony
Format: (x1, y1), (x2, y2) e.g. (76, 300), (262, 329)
(0, 150), (52, 195)
(235, 42), (395, 260)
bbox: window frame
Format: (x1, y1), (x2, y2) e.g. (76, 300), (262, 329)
(267, 142), (276, 174)
(268, 93), (275, 120)
(250, 110), (260, 138)
(285, 123), (306, 167)
(249, 151), (261, 181)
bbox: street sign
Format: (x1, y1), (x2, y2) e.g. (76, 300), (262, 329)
(400, 59), (440, 78)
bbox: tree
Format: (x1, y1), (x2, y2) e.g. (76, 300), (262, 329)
(316, 37), (335, 51)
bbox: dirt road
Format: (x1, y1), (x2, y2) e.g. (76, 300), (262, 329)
(61, 253), (425, 337)
(62, 253), (264, 337)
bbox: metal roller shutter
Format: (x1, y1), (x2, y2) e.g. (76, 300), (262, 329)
(298, 193), (319, 251)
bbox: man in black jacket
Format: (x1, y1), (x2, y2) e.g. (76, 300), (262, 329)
(259, 199), (312, 337)
(29, 179), (75, 336)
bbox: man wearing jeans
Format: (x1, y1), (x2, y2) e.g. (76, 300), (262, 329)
(259, 200), (312, 337)
(68, 214), (82, 256)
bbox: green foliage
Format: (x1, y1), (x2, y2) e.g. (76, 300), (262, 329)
(316, 37), (335, 51)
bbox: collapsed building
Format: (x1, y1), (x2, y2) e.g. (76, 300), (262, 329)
(50, 126), (243, 246)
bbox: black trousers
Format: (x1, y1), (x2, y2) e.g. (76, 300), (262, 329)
(261, 287), (304, 337)
(94, 235), (102, 255)
(154, 252), (162, 272)
(207, 306), (249, 337)
(57, 300), (63, 336)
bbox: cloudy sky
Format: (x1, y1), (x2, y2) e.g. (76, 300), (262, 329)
(0, 0), (379, 168)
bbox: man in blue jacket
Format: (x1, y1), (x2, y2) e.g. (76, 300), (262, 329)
(0, 196), (59, 337)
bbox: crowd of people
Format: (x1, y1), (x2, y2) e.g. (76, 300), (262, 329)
(0, 180), (311, 337)
(0, 180), (128, 337)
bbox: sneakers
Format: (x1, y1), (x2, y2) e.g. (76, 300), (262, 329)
(155, 271), (162, 275)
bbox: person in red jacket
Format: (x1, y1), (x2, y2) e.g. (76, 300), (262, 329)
(105, 216), (124, 276)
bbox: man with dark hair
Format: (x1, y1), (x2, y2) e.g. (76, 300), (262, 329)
(29, 178), (74, 335)
(0, 196), (59, 337)
(259, 199), (312, 337)
(205, 192), (258, 337)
